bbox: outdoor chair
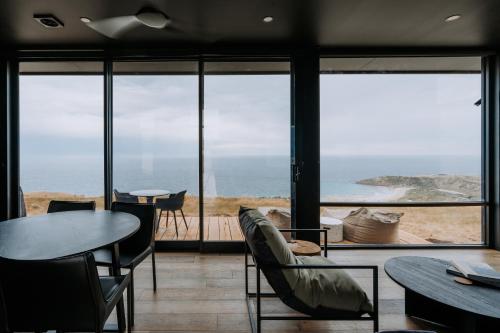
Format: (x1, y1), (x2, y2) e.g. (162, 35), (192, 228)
(0, 252), (132, 333)
(93, 202), (157, 327)
(239, 206), (379, 333)
(114, 189), (139, 203)
(155, 190), (188, 235)
(47, 200), (96, 213)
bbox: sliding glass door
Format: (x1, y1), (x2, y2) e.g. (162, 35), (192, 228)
(19, 62), (104, 216)
(113, 61), (200, 242)
(202, 61), (291, 243)
(16, 55), (489, 250)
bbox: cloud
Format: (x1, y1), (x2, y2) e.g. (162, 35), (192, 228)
(19, 73), (481, 158)
(320, 74), (481, 156)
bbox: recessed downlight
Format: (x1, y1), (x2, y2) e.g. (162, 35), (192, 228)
(445, 14), (461, 22)
(263, 16), (274, 23)
(80, 17), (92, 23)
(33, 14), (64, 28)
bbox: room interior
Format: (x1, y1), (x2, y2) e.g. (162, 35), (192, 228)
(1, 1), (500, 332)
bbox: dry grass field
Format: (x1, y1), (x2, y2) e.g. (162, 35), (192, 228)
(24, 192), (481, 244)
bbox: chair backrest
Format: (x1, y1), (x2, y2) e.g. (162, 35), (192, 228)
(111, 202), (156, 253)
(155, 190), (187, 210)
(239, 206), (299, 296)
(19, 187), (27, 217)
(47, 200), (96, 213)
(114, 189), (139, 203)
(0, 252), (106, 332)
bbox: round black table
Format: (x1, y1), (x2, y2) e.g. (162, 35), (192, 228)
(129, 189), (170, 204)
(0, 211), (140, 333)
(385, 256), (500, 332)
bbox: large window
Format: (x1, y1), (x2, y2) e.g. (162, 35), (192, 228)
(19, 62), (104, 216)
(17, 56), (486, 248)
(203, 62), (291, 241)
(113, 61), (199, 242)
(320, 57), (483, 245)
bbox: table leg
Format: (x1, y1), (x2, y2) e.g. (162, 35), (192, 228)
(111, 243), (126, 333)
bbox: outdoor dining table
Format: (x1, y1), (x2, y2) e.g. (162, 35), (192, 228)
(129, 189), (170, 203)
(0, 210), (140, 333)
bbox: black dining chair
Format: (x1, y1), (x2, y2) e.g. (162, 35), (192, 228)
(114, 189), (139, 203)
(93, 202), (157, 326)
(155, 190), (188, 235)
(47, 200), (96, 213)
(0, 252), (132, 333)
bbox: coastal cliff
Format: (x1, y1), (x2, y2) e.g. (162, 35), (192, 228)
(356, 175), (481, 201)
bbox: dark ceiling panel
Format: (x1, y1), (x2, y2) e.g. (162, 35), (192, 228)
(1, 0), (500, 48)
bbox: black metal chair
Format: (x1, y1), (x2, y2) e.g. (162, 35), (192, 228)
(93, 202), (157, 327)
(47, 200), (96, 213)
(19, 186), (26, 217)
(114, 189), (139, 203)
(240, 207), (379, 333)
(155, 190), (188, 235)
(0, 252), (132, 333)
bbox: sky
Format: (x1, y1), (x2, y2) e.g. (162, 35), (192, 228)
(19, 72), (481, 159)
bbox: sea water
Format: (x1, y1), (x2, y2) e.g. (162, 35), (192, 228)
(20, 154), (480, 200)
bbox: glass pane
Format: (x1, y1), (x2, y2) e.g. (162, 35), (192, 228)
(321, 206), (482, 245)
(113, 61), (199, 241)
(203, 62), (291, 241)
(19, 62), (104, 216)
(320, 58), (482, 203)
(319, 56), (483, 245)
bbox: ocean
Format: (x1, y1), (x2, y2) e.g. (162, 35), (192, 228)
(20, 155), (481, 200)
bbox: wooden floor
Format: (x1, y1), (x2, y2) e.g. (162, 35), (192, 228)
(155, 216), (244, 241)
(113, 248), (500, 332)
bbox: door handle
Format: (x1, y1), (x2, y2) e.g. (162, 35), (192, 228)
(292, 163), (301, 183)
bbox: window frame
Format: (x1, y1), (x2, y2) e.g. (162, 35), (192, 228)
(319, 55), (488, 247)
(4, 50), (495, 250)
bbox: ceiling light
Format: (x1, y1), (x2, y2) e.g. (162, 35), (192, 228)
(445, 14), (461, 22)
(263, 16), (274, 23)
(80, 17), (92, 23)
(33, 14), (64, 28)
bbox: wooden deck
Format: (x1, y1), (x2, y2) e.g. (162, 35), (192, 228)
(155, 216), (244, 241)
(155, 215), (430, 243)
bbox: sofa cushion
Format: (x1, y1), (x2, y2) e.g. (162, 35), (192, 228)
(239, 207), (373, 314)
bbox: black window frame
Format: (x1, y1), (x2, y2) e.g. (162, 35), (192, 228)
(1, 48), (497, 251)
(318, 55), (489, 248)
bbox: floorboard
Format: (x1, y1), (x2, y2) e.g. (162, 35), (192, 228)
(130, 249), (500, 332)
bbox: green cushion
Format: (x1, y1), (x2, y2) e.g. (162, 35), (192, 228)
(256, 216), (373, 313)
(255, 218), (302, 288)
(294, 256), (373, 313)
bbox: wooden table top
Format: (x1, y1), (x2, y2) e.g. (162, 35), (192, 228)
(0, 211), (140, 260)
(288, 239), (322, 256)
(385, 256), (500, 319)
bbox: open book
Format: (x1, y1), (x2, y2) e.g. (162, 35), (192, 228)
(447, 260), (500, 288)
